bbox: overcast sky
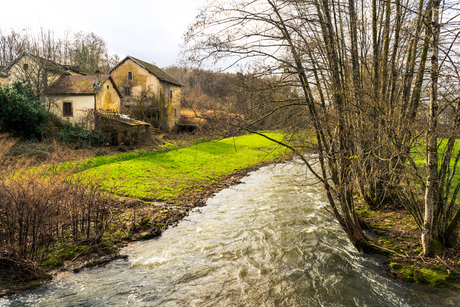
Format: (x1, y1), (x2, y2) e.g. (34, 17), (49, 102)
(2, 0), (204, 68)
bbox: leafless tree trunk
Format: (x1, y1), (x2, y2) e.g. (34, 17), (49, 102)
(181, 0), (458, 254)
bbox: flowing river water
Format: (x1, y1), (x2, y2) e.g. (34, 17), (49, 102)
(3, 161), (460, 306)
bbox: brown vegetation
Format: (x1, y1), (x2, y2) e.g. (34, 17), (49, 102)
(0, 134), (121, 294)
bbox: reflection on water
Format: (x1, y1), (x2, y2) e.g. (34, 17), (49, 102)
(2, 161), (458, 306)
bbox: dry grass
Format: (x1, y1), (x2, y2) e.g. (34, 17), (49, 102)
(179, 108), (242, 126)
(0, 133), (110, 169)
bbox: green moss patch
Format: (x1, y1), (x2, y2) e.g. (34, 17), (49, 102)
(41, 240), (118, 270)
(356, 202), (460, 289)
(390, 262), (460, 288)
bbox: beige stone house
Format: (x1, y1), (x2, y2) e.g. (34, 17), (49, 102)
(5, 52), (82, 99)
(44, 74), (122, 126)
(110, 56), (182, 129)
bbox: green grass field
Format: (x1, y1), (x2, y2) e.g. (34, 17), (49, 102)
(78, 132), (287, 202)
(411, 139), (460, 199)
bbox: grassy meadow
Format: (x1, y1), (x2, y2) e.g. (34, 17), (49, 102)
(411, 139), (460, 199)
(76, 132), (287, 202)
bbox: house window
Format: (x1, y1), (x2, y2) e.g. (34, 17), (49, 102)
(170, 90), (173, 99)
(63, 102), (73, 117)
(124, 86), (131, 96)
(107, 85), (109, 90)
(174, 108), (177, 117)
(128, 71), (133, 80)
(23, 63), (29, 71)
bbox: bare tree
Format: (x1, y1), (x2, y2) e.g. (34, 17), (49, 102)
(0, 27), (119, 74)
(182, 0), (460, 255)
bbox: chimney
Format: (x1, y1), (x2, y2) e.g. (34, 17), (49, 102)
(95, 70), (101, 82)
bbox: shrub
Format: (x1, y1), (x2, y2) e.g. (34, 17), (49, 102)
(0, 81), (48, 140)
(58, 123), (107, 147)
(0, 169), (113, 261)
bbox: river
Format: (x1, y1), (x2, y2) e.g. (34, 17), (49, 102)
(2, 161), (459, 306)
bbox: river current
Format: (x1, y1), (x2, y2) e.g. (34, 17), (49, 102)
(2, 161), (459, 306)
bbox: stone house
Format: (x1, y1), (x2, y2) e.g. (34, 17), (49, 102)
(5, 52), (82, 99)
(4, 53), (151, 143)
(110, 56), (182, 129)
(44, 74), (122, 126)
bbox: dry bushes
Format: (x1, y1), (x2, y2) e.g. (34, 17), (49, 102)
(0, 132), (115, 171)
(0, 168), (116, 261)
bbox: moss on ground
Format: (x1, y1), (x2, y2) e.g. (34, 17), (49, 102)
(389, 262), (460, 288)
(356, 203), (460, 289)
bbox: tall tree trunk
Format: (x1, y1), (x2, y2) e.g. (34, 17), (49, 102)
(423, 0), (440, 257)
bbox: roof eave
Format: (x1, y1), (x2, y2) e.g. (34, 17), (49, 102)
(44, 93), (96, 96)
(111, 56), (183, 87)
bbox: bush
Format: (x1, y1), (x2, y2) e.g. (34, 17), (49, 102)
(0, 168), (113, 261)
(58, 123), (107, 147)
(0, 81), (49, 140)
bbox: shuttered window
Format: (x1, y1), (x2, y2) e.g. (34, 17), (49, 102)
(63, 102), (73, 117)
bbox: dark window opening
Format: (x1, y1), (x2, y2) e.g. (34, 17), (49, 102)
(124, 87), (131, 96)
(107, 85), (109, 89)
(63, 102), (73, 117)
(170, 89), (173, 99)
(174, 108), (177, 117)
(23, 63), (29, 71)
(128, 71), (133, 80)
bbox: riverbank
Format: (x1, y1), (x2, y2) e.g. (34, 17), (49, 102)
(356, 203), (460, 289)
(0, 132), (293, 297)
(3, 131), (458, 298)
(4, 160), (445, 306)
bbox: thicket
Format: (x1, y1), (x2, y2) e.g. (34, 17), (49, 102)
(58, 123), (107, 147)
(164, 66), (303, 131)
(0, 169), (114, 262)
(0, 81), (48, 140)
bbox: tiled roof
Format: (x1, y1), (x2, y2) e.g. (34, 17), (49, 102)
(5, 52), (79, 75)
(63, 65), (86, 75)
(45, 74), (122, 97)
(29, 54), (69, 73)
(99, 113), (151, 127)
(111, 56), (182, 86)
